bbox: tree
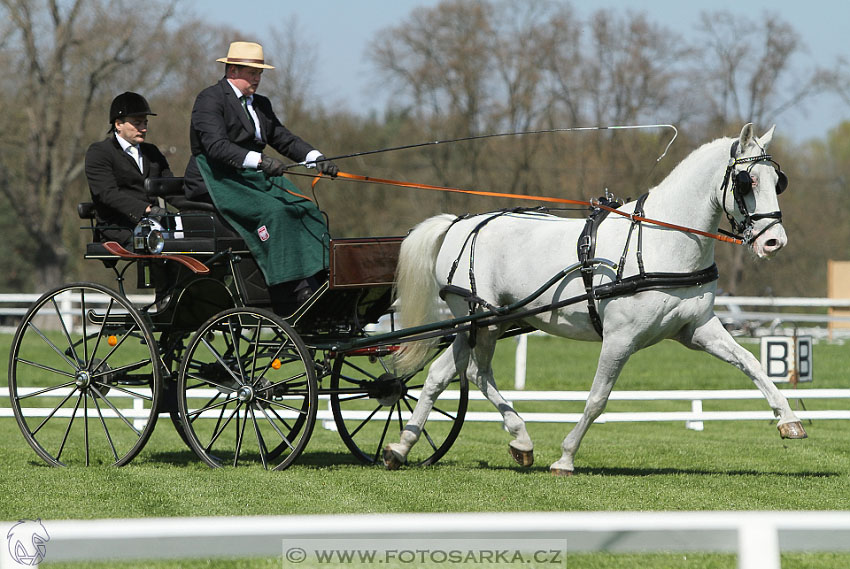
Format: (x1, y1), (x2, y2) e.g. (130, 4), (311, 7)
(691, 11), (835, 293)
(0, 0), (182, 290)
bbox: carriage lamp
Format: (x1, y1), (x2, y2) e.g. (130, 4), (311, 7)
(133, 218), (165, 254)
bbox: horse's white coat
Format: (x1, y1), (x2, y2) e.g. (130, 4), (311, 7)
(387, 124), (799, 473)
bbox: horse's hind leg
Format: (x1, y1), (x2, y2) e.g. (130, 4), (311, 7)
(383, 335), (470, 469)
(465, 328), (534, 466)
(680, 316), (805, 438)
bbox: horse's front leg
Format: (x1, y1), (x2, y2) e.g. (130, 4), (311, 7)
(550, 337), (633, 475)
(383, 335), (470, 469)
(680, 315), (806, 438)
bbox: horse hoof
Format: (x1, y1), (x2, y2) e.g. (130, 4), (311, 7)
(508, 443), (534, 467)
(778, 421), (808, 439)
(550, 467), (574, 477)
(382, 446), (406, 470)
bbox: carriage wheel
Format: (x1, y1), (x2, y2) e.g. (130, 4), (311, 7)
(329, 344), (467, 466)
(177, 308), (317, 470)
(8, 283), (161, 467)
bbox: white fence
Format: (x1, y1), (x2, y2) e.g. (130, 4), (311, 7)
(0, 292), (155, 333)
(4, 388), (850, 431)
(3, 510), (850, 569)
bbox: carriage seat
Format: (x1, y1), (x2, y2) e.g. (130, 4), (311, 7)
(144, 177), (215, 213)
(79, 177), (248, 258)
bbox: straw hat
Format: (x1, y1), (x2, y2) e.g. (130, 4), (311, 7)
(216, 41), (275, 69)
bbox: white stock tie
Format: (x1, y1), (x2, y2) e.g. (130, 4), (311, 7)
(127, 145), (142, 172)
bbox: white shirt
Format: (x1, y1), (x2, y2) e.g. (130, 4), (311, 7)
(227, 80), (263, 169)
(115, 133), (142, 172)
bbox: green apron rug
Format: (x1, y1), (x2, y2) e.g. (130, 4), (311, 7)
(195, 154), (329, 285)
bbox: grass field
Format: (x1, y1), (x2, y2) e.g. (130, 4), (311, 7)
(2, 333), (850, 568)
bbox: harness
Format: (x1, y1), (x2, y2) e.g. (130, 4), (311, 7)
(441, 199), (719, 340)
(719, 140), (787, 244)
(436, 139), (788, 339)
(577, 194), (718, 337)
(577, 194), (625, 336)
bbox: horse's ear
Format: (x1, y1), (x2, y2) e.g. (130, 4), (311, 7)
(737, 123), (755, 153)
(758, 125), (776, 149)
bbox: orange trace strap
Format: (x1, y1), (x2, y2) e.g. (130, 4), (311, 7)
(101, 242), (211, 274)
(311, 171), (743, 246)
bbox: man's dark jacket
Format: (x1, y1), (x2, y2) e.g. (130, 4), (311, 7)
(84, 135), (172, 243)
(183, 77), (315, 199)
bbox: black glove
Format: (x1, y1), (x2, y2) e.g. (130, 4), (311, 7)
(146, 205), (168, 223)
(315, 155), (339, 177)
(259, 154), (287, 177)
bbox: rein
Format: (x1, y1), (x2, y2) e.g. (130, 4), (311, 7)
(306, 170), (744, 246)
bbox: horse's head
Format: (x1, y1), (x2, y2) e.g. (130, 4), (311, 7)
(721, 123), (788, 258)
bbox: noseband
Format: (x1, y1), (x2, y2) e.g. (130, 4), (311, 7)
(720, 140), (787, 244)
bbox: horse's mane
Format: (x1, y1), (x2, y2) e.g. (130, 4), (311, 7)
(645, 136), (731, 196)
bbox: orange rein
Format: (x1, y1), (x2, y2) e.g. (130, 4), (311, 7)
(308, 171), (743, 246)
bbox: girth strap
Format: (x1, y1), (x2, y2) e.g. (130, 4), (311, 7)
(577, 199), (618, 337)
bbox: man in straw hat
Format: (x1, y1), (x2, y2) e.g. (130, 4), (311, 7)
(183, 41), (338, 314)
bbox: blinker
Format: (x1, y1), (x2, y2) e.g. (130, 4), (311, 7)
(733, 165), (787, 196)
(735, 170), (753, 195)
(776, 170), (788, 195)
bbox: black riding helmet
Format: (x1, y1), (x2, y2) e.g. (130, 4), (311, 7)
(108, 92), (156, 131)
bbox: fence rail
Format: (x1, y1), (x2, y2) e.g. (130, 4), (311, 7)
(3, 511), (850, 569)
(4, 388), (849, 430)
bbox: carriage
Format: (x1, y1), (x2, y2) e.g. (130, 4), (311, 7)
(7, 123), (807, 474)
(7, 176), (469, 470)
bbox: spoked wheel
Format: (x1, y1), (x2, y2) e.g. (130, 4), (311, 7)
(8, 283), (161, 466)
(177, 308), (317, 470)
(329, 344), (467, 466)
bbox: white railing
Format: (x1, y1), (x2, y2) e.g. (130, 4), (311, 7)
(4, 388), (849, 430)
(3, 511), (850, 569)
(0, 292), (155, 333)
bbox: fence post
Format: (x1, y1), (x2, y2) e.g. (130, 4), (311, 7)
(514, 334), (527, 390)
(685, 399), (704, 431)
(737, 519), (779, 569)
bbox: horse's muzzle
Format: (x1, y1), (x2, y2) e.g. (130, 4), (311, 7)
(750, 221), (787, 258)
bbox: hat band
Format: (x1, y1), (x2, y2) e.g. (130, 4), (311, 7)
(225, 57), (266, 65)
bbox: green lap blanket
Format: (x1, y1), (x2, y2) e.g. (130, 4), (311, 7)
(195, 154), (329, 285)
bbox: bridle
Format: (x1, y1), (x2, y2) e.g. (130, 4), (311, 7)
(720, 140), (788, 244)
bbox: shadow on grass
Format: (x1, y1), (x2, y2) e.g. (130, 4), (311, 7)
(295, 450), (367, 467)
(143, 449), (373, 469)
(574, 465), (840, 477)
(145, 449), (206, 466)
(469, 462), (840, 478)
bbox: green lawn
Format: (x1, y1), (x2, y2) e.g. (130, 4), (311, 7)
(2, 333), (849, 568)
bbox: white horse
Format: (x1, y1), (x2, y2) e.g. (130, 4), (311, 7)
(384, 123), (805, 475)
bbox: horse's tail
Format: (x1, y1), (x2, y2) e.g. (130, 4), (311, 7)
(394, 213), (456, 373)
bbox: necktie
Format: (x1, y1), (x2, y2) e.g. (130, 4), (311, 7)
(241, 96), (259, 139)
(127, 145), (142, 172)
